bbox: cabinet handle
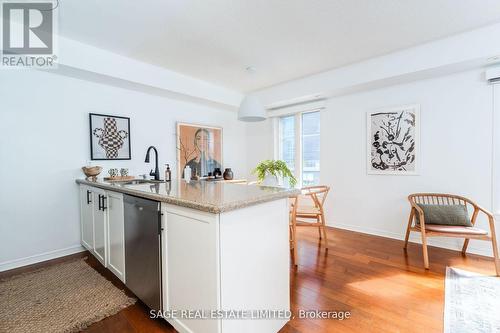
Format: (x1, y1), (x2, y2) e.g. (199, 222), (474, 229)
(157, 211), (163, 235)
(98, 194), (102, 211)
(86, 190), (92, 204)
(102, 196), (107, 210)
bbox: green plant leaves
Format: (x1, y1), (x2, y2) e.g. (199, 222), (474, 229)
(252, 160), (297, 187)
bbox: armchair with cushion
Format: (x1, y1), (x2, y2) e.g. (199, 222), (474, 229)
(405, 193), (499, 276)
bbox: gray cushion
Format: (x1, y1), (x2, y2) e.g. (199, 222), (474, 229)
(415, 204), (472, 227)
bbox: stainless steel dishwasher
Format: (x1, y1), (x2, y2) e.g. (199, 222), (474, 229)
(123, 194), (162, 311)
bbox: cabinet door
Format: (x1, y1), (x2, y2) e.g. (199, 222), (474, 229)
(93, 189), (107, 266)
(165, 205), (220, 333)
(107, 191), (125, 282)
(80, 185), (94, 251)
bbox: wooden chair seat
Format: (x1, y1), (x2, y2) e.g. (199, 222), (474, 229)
(295, 205), (321, 216)
(415, 224), (488, 236)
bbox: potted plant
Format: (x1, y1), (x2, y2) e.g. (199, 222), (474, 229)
(252, 160), (297, 187)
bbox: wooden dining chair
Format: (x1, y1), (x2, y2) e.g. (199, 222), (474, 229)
(296, 186), (330, 249)
(405, 193), (499, 276)
(289, 185), (330, 264)
(289, 195), (299, 266)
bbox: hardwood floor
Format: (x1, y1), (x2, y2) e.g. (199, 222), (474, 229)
(281, 227), (496, 333)
(3, 227), (497, 332)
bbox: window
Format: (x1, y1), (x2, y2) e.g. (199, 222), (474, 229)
(278, 111), (320, 187)
(279, 115), (296, 174)
(301, 112), (320, 186)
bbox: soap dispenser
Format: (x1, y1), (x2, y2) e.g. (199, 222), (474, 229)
(165, 164), (172, 182)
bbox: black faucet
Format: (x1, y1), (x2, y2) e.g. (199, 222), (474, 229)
(144, 146), (160, 180)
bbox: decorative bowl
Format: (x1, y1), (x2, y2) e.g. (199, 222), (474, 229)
(82, 166), (102, 180)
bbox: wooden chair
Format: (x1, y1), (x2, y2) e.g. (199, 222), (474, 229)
(405, 193), (499, 276)
(289, 195), (299, 267)
(290, 186), (330, 266)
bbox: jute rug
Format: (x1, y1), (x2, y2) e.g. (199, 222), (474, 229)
(0, 258), (136, 333)
(444, 267), (500, 333)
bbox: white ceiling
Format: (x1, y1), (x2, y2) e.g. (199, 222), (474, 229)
(59, 0), (500, 92)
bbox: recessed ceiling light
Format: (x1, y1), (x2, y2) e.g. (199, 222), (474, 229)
(245, 66), (257, 73)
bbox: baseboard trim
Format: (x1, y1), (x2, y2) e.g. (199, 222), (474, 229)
(0, 244), (86, 272)
(331, 222), (493, 258)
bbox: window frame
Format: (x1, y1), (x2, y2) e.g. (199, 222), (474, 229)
(276, 109), (321, 187)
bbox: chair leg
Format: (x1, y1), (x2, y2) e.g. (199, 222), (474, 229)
(491, 235), (499, 276)
(421, 231), (430, 270)
(404, 209), (414, 249)
(292, 219), (298, 267)
(318, 217), (322, 240)
(461, 239), (470, 255)
(320, 214), (329, 250)
(487, 216), (499, 276)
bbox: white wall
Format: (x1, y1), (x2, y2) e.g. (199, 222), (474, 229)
(249, 69), (497, 256)
(324, 69), (494, 255)
(0, 70), (247, 271)
(492, 84), (500, 214)
(245, 119), (274, 178)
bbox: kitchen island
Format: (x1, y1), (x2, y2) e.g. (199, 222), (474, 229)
(76, 178), (297, 333)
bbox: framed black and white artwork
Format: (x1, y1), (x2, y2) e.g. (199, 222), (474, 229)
(367, 104), (419, 175)
(89, 113), (131, 160)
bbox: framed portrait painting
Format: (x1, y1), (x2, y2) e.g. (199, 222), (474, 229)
(89, 113), (131, 160)
(177, 123), (223, 179)
(367, 104), (419, 175)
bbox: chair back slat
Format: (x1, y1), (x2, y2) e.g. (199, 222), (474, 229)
(301, 186), (330, 208)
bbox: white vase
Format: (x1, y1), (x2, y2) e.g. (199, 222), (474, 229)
(282, 177), (291, 188)
(262, 174), (279, 187)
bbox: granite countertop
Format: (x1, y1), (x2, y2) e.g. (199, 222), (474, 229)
(76, 179), (299, 213)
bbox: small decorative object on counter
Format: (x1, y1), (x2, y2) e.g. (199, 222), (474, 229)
(223, 168), (233, 180)
(104, 168), (134, 181)
(81, 166), (102, 181)
(213, 167), (222, 179)
(165, 164), (172, 182)
(191, 167), (199, 180)
(108, 168), (119, 177)
(184, 165), (191, 181)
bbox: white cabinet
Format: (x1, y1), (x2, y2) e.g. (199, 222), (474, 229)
(162, 204), (220, 333)
(161, 199), (290, 333)
(79, 185), (94, 251)
(106, 191), (125, 282)
(92, 188), (107, 266)
(79, 185), (125, 282)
